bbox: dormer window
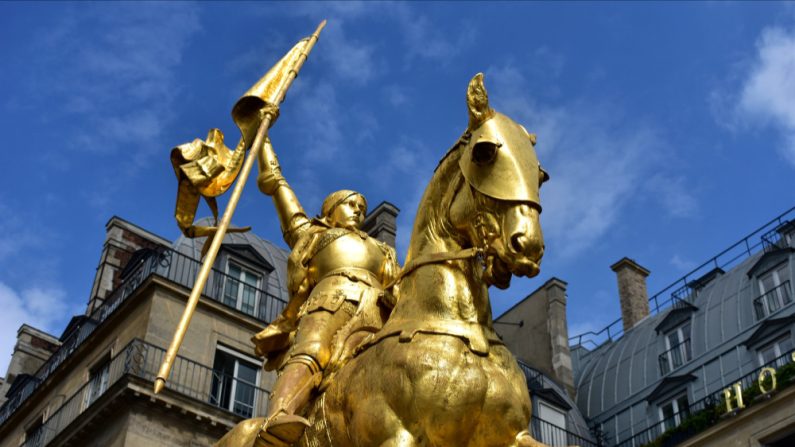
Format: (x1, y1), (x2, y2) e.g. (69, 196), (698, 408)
(223, 262), (262, 317)
(536, 400), (568, 445)
(659, 322), (692, 375)
(754, 263), (791, 320)
(659, 392), (689, 432)
(757, 334), (792, 367)
(215, 244), (274, 320)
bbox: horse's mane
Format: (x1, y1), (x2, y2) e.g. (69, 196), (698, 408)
(408, 137), (468, 257)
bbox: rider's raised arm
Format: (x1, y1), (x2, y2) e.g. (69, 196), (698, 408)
(256, 137), (311, 248)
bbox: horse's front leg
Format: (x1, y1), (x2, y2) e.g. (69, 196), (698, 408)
(377, 429), (418, 447)
(513, 430), (579, 447)
(347, 391), (414, 447)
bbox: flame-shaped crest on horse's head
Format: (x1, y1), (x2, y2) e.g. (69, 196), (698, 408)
(460, 73), (549, 209)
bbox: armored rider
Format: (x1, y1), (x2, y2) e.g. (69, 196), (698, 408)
(251, 138), (399, 447)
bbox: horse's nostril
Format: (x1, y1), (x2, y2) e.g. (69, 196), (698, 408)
(511, 234), (526, 253)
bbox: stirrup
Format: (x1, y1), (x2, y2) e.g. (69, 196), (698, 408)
(255, 412), (310, 447)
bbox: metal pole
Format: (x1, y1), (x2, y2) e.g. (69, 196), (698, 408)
(154, 20), (326, 394)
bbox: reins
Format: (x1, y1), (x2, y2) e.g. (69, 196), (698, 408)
(385, 247), (483, 290)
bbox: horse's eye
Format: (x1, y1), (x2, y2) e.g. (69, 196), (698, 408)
(472, 141), (499, 166)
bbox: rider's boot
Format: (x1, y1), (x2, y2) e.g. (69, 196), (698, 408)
(255, 358), (318, 447)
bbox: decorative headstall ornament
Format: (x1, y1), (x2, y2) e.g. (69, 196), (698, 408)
(458, 73), (549, 208)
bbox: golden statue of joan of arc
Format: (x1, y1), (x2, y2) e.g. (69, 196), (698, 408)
(243, 137), (399, 446)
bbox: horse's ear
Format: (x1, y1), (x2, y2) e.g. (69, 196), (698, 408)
(467, 73), (494, 131)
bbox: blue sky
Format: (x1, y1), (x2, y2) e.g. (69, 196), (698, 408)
(1, 2), (794, 373)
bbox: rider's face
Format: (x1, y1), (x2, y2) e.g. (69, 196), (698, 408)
(329, 196), (366, 230)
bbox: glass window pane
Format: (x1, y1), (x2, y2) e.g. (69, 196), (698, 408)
(241, 285), (257, 315)
(681, 323), (691, 339)
(767, 293), (781, 313)
(755, 299), (766, 319)
(223, 278), (239, 307)
(661, 403), (675, 431)
(760, 345), (777, 365)
(676, 395), (690, 419)
(228, 263), (242, 279)
(777, 264), (790, 283)
(761, 274), (776, 294)
(243, 272), (258, 286)
(237, 361), (258, 384)
(211, 349), (259, 417)
(210, 350), (236, 409)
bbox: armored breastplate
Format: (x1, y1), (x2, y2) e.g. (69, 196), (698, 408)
(307, 229), (385, 284)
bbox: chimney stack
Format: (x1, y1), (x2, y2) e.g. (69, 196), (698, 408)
(361, 201), (400, 248)
(610, 257), (651, 331)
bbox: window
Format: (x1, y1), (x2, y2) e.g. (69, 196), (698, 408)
(83, 359), (110, 408)
(659, 393), (689, 432)
(754, 263), (792, 319)
(758, 335), (792, 367)
(536, 401), (567, 446)
(223, 262), (261, 316)
(210, 346), (261, 418)
(660, 322), (692, 375)
(24, 415), (44, 447)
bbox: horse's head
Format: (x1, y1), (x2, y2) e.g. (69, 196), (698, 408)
(451, 73), (548, 289)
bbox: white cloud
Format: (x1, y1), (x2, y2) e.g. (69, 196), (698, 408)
(645, 174), (699, 219)
(292, 81), (345, 161)
(0, 282), (77, 375)
(24, 4), (201, 159)
(670, 254), (697, 272)
(0, 204), (46, 263)
(385, 85), (409, 107)
(487, 62), (697, 259)
(392, 10), (475, 64)
(718, 24), (795, 165)
(321, 19), (379, 84)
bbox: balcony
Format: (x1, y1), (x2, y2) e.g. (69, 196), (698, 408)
(658, 339), (692, 376)
(531, 415), (600, 447)
(753, 281), (792, 320)
(21, 339), (270, 447)
(0, 247), (286, 428)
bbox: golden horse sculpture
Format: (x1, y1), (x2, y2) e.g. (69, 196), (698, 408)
(218, 73), (560, 447)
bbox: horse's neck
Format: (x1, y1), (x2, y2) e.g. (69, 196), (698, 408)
(398, 241), (492, 325)
(391, 166), (493, 326)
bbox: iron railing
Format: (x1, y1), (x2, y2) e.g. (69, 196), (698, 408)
(614, 346), (795, 447)
(517, 360), (601, 446)
(658, 339), (692, 376)
(532, 415), (600, 447)
(1, 247), (286, 428)
(570, 208), (795, 350)
(753, 281), (792, 320)
(21, 339), (270, 447)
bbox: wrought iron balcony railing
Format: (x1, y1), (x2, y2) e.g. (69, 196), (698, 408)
(616, 346), (795, 447)
(658, 338), (692, 376)
(1, 247), (286, 428)
(570, 206), (795, 350)
(531, 415), (600, 447)
(753, 281), (792, 320)
(21, 339), (270, 447)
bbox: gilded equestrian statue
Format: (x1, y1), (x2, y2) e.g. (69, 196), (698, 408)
(217, 73), (557, 447)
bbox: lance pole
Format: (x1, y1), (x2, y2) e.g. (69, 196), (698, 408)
(154, 20), (327, 395)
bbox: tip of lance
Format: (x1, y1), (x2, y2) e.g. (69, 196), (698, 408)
(153, 377), (166, 394)
(314, 19), (327, 36)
